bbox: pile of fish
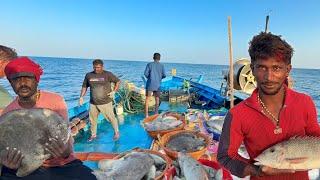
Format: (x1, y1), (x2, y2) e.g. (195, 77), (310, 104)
(204, 115), (225, 134)
(166, 132), (206, 152)
(173, 153), (223, 180)
(144, 112), (182, 131)
(185, 110), (199, 123)
(254, 136), (320, 170)
(0, 109), (69, 177)
(93, 151), (167, 180)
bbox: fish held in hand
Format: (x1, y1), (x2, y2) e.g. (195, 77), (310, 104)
(0, 108), (69, 177)
(254, 136), (320, 170)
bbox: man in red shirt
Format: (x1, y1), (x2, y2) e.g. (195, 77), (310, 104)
(0, 57), (96, 179)
(217, 32), (320, 180)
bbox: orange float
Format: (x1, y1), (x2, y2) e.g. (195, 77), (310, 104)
(75, 152), (118, 162)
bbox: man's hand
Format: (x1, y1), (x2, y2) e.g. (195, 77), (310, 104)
(78, 97), (84, 106)
(0, 147), (23, 170)
(108, 91), (115, 99)
(261, 166), (295, 176)
(45, 137), (71, 159)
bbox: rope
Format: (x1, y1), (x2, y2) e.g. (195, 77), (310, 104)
(116, 85), (154, 113)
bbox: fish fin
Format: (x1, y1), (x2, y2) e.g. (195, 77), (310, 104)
(92, 170), (107, 180)
(286, 157), (308, 164)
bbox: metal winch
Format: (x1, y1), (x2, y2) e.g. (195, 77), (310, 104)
(223, 58), (257, 94)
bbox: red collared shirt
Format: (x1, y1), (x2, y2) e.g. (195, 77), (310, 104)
(217, 86), (319, 180)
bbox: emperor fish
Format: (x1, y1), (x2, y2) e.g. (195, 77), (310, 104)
(254, 136), (320, 170)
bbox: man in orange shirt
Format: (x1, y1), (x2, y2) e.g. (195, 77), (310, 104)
(0, 57), (96, 179)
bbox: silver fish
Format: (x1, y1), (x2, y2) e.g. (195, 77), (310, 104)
(144, 113), (182, 131)
(177, 153), (209, 180)
(0, 108), (69, 177)
(255, 136), (320, 170)
(149, 153), (167, 171)
(205, 116), (225, 134)
(93, 152), (155, 180)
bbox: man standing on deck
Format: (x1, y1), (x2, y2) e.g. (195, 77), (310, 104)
(79, 59), (120, 141)
(1, 57), (96, 179)
(217, 32), (320, 180)
(144, 53), (166, 118)
(0, 45), (17, 115)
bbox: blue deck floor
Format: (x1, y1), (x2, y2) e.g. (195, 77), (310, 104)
(73, 113), (153, 153)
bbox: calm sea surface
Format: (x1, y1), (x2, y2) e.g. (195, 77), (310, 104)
(1, 56), (319, 120)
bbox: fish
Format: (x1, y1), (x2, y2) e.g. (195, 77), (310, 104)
(144, 112), (182, 131)
(0, 108), (69, 177)
(144, 165), (156, 180)
(203, 165), (223, 180)
(166, 132), (206, 152)
(254, 136), (320, 170)
(205, 116), (225, 134)
(175, 153), (223, 180)
(177, 153), (209, 180)
(149, 153), (167, 172)
(93, 152), (155, 180)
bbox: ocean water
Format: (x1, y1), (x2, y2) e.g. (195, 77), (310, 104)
(0, 56), (319, 120)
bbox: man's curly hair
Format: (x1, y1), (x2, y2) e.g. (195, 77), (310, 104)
(248, 32), (293, 64)
(0, 45), (17, 61)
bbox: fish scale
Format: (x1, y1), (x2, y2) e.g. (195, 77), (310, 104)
(255, 136), (320, 170)
(166, 133), (206, 152)
(0, 109), (69, 177)
(93, 152), (155, 180)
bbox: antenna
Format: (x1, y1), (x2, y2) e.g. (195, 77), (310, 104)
(265, 15), (269, 33)
(265, 10), (272, 33)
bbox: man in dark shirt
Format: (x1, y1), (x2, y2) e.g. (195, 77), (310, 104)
(144, 53), (166, 118)
(79, 59), (120, 141)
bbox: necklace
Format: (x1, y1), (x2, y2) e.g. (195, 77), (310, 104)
(257, 93), (282, 134)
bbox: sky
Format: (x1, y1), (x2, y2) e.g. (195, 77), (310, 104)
(1, 0), (320, 69)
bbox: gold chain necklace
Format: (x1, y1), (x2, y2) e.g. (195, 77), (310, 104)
(257, 93), (282, 134)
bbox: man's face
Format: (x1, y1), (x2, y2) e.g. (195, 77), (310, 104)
(93, 64), (103, 74)
(10, 76), (38, 99)
(154, 55), (161, 61)
(251, 57), (291, 95)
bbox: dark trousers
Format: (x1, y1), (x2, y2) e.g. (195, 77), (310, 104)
(0, 159), (97, 180)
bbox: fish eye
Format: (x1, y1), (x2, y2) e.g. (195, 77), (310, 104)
(270, 148), (275, 153)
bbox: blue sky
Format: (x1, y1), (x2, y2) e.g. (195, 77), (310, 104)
(1, 0), (320, 68)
